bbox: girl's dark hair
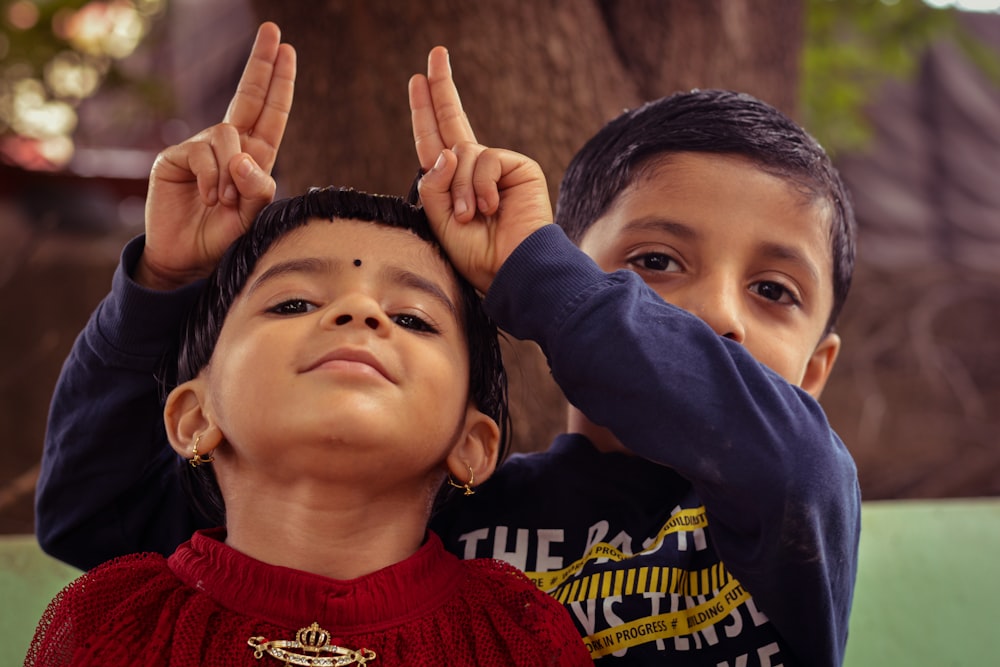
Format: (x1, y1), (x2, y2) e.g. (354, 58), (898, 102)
(555, 89), (856, 334)
(171, 186), (509, 523)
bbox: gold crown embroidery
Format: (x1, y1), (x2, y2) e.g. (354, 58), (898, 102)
(248, 622), (376, 666)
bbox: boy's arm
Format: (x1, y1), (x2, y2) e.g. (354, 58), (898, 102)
(487, 226), (860, 666)
(36, 239), (208, 569)
(35, 23), (296, 570)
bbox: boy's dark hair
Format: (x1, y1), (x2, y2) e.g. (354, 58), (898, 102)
(173, 186), (509, 522)
(554, 89), (856, 334)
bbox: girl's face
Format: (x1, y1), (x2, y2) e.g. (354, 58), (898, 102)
(197, 219), (483, 492)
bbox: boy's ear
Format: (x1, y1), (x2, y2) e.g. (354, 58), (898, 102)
(163, 378), (223, 460)
(801, 332), (841, 400)
(445, 404), (501, 491)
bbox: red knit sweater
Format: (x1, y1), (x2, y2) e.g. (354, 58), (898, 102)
(26, 529), (592, 666)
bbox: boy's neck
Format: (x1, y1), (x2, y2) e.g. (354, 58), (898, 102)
(566, 407), (631, 454)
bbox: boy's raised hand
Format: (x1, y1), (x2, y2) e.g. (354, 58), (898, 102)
(136, 22), (296, 291)
(409, 48), (552, 295)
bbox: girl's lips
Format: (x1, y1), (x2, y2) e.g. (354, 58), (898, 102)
(304, 347), (393, 382)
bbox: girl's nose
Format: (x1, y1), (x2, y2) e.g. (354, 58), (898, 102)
(332, 313), (380, 330)
(320, 293), (390, 333)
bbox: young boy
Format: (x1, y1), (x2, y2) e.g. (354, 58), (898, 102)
(36, 34), (859, 667)
(408, 50), (859, 666)
(27, 185), (592, 666)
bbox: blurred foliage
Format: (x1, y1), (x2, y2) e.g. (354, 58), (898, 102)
(804, 0), (1000, 155)
(0, 0), (167, 168)
(2, 0), (998, 168)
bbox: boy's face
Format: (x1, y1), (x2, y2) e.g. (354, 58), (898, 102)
(580, 152), (840, 398)
(197, 219), (479, 484)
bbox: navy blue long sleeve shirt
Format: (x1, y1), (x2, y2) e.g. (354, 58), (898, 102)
(38, 228), (859, 665)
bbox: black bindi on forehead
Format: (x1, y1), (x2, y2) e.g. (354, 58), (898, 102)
(353, 259), (362, 267)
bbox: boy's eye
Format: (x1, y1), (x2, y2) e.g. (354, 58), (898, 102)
(751, 281), (799, 305)
(627, 252), (681, 272)
(392, 313), (439, 334)
(269, 299), (317, 315)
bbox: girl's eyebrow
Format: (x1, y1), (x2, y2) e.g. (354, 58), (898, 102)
(246, 257), (331, 297)
(245, 257), (458, 316)
(381, 265), (458, 317)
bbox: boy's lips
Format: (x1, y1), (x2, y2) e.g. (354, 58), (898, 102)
(303, 348), (394, 382)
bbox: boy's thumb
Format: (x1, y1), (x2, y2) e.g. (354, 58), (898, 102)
(229, 154), (276, 222)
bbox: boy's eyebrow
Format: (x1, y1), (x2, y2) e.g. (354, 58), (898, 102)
(623, 217), (699, 240)
(245, 257), (458, 316)
(757, 241), (821, 286)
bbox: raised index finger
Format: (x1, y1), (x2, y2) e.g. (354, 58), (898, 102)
(409, 72), (441, 172)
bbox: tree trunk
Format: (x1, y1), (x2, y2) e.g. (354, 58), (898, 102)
(249, 0), (804, 454)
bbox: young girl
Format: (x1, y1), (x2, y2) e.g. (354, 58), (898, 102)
(25, 186), (591, 666)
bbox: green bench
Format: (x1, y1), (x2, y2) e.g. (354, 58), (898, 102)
(0, 534), (80, 666)
(844, 498), (1000, 666)
(3, 498), (999, 665)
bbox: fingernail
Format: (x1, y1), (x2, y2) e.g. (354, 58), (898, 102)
(454, 197), (468, 216)
(223, 184), (237, 202)
(237, 157), (253, 177)
(433, 151), (446, 172)
(478, 197), (488, 213)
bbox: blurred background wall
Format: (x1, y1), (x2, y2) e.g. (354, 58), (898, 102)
(1, 0), (998, 535)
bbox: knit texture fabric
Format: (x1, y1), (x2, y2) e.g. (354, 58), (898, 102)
(25, 529), (592, 666)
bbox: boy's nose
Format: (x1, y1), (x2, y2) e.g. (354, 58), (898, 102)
(678, 288), (746, 344)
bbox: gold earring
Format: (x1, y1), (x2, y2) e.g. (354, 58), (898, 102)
(447, 465), (475, 496)
(189, 434), (214, 468)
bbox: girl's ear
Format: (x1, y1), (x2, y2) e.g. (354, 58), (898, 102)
(445, 404), (501, 491)
(801, 331), (841, 399)
(163, 378), (223, 460)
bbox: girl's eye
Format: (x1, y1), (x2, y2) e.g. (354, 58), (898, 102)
(628, 252), (681, 272)
(392, 313), (439, 334)
(269, 299), (317, 315)
(752, 281), (799, 305)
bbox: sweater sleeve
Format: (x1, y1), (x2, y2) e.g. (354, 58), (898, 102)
(35, 236), (210, 570)
(484, 225), (860, 667)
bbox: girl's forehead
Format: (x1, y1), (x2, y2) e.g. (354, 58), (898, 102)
(266, 217), (441, 263)
(255, 218), (459, 292)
